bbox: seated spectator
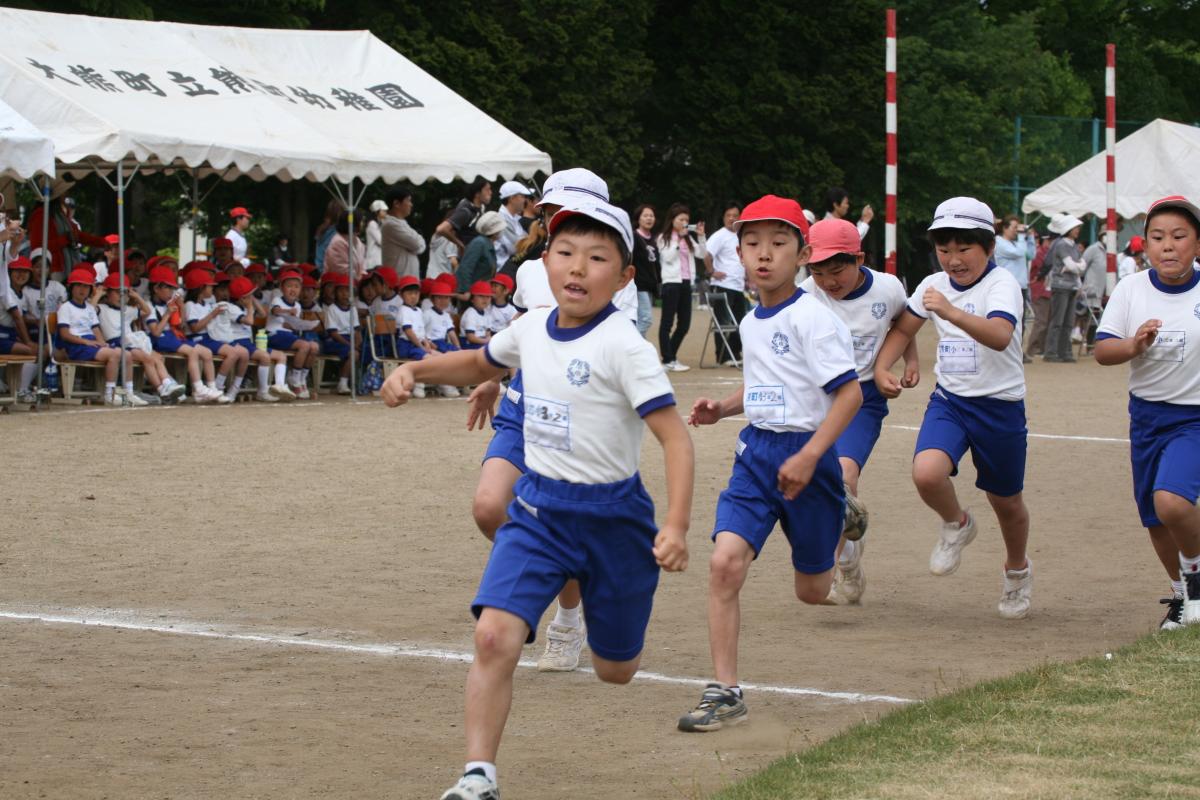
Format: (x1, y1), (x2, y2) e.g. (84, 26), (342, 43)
(97, 273), (185, 403)
(4, 257), (41, 402)
(487, 274), (517, 333)
(265, 270), (320, 399)
(145, 266), (227, 404)
(320, 273), (358, 395)
(184, 270), (250, 402)
(423, 282), (461, 353)
(459, 281), (493, 350)
(56, 268), (134, 407)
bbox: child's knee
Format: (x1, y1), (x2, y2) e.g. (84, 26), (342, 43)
(473, 612), (525, 664)
(912, 455), (949, 492)
(794, 572), (832, 605)
(593, 656), (640, 685)
(709, 543), (751, 588)
(471, 493), (506, 540)
(1154, 491), (1196, 526)
(988, 491), (1027, 520)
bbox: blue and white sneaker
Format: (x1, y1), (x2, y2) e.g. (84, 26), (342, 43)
(440, 770), (499, 800)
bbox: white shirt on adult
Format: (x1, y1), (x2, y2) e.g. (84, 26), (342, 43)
(706, 225), (744, 292)
(225, 228), (250, 266)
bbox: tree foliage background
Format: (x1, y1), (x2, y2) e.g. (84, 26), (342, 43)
(16, 0), (1200, 280)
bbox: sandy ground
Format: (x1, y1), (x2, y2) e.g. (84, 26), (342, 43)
(0, 311), (1163, 799)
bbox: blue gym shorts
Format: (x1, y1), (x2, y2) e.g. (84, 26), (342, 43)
(267, 330), (299, 350)
(63, 334), (101, 361)
(1129, 394), (1200, 528)
(0, 338), (18, 355)
(713, 425), (845, 575)
(322, 339), (351, 359)
(152, 331), (188, 353)
(837, 379), (889, 470)
(914, 385), (1027, 497)
(396, 338), (426, 360)
(472, 471), (660, 662)
(431, 338), (459, 353)
(483, 370), (526, 472)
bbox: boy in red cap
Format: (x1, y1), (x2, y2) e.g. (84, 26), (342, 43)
(368, 266), (405, 361)
(487, 274), (517, 334)
(2, 257), (41, 401)
(57, 268), (138, 406)
(265, 270), (320, 398)
(97, 273), (186, 403)
(800, 218), (921, 605)
(145, 266), (228, 404)
(680, 195), (861, 732)
(424, 280), (462, 353)
(320, 274), (358, 394)
(395, 274), (456, 397)
(459, 281), (493, 349)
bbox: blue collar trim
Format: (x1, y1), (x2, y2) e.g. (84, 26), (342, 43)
(753, 287), (805, 319)
(843, 267), (874, 300)
(547, 303), (618, 341)
(948, 262), (996, 292)
(1149, 267), (1200, 294)
(69, 299), (87, 309)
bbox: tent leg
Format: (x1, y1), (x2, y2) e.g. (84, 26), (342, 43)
(117, 161), (128, 394)
(35, 176), (51, 399)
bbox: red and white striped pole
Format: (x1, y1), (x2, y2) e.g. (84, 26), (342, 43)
(1105, 43), (1117, 295)
(885, 9), (898, 276)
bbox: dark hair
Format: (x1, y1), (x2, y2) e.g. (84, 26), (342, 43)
(632, 204), (657, 230)
(384, 187), (412, 208)
(465, 177), (491, 203)
(1146, 207), (1200, 237)
(315, 199), (341, 237)
(335, 209), (360, 236)
(736, 219), (805, 247)
(550, 214), (631, 267)
(927, 227), (996, 250)
(807, 253), (859, 271)
(657, 202), (695, 246)
(824, 187), (849, 214)
(997, 214), (1020, 234)
(722, 200), (742, 214)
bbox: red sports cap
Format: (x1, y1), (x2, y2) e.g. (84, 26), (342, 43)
(470, 280), (493, 296)
(184, 270), (217, 290)
(7, 256), (33, 271)
(67, 268), (96, 287)
(102, 273), (132, 290)
(214, 271), (231, 284)
(302, 275), (319, 289)
(375, 267), (400, 289)
(229, 207), (252, 219)
(149, 266), (177, 285)
(806, 218), (863, 263)
(430, 281), (456, 297)
(212, 238), (233, 249)
(229, 276), (255, 300)
(490, 274), (514, 292)
(278, 270), (303, 285)
(103, 234), (120, 245)
(420, 278), (435, 295)
(245, 263), (267, 275)
(1129, 235), (1145, 254)
(733, 195), (811, 239)
(326, 273), (350, 288)
(396, 275), (420, 291)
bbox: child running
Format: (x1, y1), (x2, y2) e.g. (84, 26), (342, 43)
(382, 198), (693, 800)
(800, 218), (920, 604)
(678, 195), (862, 732)
(1094, 195), (1200, 628)
(874, 196), (1032, 619)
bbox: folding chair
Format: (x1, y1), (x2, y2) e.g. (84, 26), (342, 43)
(365, 314), (410, 378)
(698, 291), (741, 369)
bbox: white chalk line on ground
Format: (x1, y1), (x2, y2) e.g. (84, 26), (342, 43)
(0, 607), (912, 705)
(709, 416), (1129, 444)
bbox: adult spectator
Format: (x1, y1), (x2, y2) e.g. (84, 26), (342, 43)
(496, 181), (533, 271)
(703, 201), (745, 364)
(994, 214), (1034, 301)
(453, 211), (506, 299)
(1117, 236), (1144, 282)
(520, 193), (541, 233)
(426, 208), (459, 280)
(435, 178), (493, 255)
(1077, 235), (1107, 342)
(823, 187), (873, 241)
(365, 200), (387, 269)
(379, 188), (426, 279)
(270, 235), (293, 267)
(313, 200), (341, 271)
(225, 206), (252, 266)
(656, 202), (706, 371)
(500, 219), (546, 281)
(28, 187), (107, 273)
(631, 204), (660, 337)
(1024, 230), (1053, 361)
(323, 209), (366, 280)
(1041, 213), (1086, 363)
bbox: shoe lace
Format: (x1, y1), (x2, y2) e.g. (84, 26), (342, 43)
(1161, 596), (1183, 623)
(694, 688), (732, 711)
(543, 625), (572, 655)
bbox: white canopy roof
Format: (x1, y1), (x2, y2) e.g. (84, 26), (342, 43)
(1022, 119), (1200, 219)
(0, 96), (54, 179)
(0, 7), (550, 184)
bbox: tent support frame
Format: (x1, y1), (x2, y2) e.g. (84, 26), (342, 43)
(88, 158), (142, 396)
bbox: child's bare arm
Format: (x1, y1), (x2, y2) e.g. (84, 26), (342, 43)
(901, 331), (921, 388)
(688, 384), (744, 426)
(644, 406), (694, 572)
(874, 312), (923, 397)
(382, 348), (504, 405)
(922, 288), (1013, 351)
(402, 327), (423, 346)
(778, 379), (862, 501)
(1094, 319), (1161, 365)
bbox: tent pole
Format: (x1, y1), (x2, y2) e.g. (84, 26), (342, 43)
(191, 172), (199, 264)
(346, 178), (356, 400)
(35, 176), (51, 400)
(117, 160), (127, 397)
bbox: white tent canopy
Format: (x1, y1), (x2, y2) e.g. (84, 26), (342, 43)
(0, 97), (54, 180)
(0, 7), (550, 184)
(1022, 119), (1200, 219)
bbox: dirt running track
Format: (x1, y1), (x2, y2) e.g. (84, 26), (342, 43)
(0, 319), (1161, 799)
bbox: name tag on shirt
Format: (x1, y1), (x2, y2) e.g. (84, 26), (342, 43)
(524, 395), (572, 452)
(938, 338), (978, 374)
(745, 384), (786, 425)
(853, 335), (878, 370)
(1144, 330), (1186, 363)
(505, 385), (522, 405)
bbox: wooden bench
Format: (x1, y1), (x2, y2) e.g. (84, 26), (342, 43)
(0, 353), (36, 405)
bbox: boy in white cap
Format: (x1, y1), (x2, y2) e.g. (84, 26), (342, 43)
(382, 198), (693, 800)
(496, 180), (533, 271)
(874, 196), (1033, 619)
(1095, 195), (1200, 628)
(801, 217), (920, 605)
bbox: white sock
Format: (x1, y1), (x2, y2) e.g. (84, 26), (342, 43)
(19, 362), (37, 391)
(124, 381), (135, 395)
(553, 603), (581, 628)
(232, 376), (244, 390)
(464, 762), (496, 784)
(1171, 579), (1185, 599)
(337, 377), (349, 388)
(215, 374), (227, 390)
(105, 381), (116, 399)
(728, 685), (743, 698)
(258, 365), (271, 390)
(274, 363), (286, 386)
(288, 368), (300, 384)
(1180, 553), (1200, 575)
(838, 539), (859, 566)
(301, 368), (309, 382)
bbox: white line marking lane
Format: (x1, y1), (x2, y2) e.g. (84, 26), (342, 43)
(707, 417), (1130, 444)
(0, 607), (912, 705)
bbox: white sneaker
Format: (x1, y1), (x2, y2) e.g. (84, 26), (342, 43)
(411, 382), (426, 399)
(16, 389), (36, 404)
(998, 561), (1033, 619)
(929, 510), (977, 576)
(124, 391), (149, 407)
(256, 391), (279, 403)
(1182, 571), (1200, 626)
(438, 384), (461, 398)
(667, 361), (690, 372)
(827, 540), (866, 605)
(291, 383), (311, 400)
(1070, 327), (1083, 343)
(440, 772), (500, 800)
(336, 381), (351, 395)
(537, 620), (586, 672)
(215, 392), (235, 404)
(269, 383), (296, 401)
(105, 393), (122, 407)
(161, 382), (187, 401)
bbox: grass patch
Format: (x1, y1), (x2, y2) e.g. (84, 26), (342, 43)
(710, 627), (1200, 799)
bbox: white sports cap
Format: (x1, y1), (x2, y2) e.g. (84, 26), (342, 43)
(30, 247), (51, 264)
(369, 199), (387, 213)
(1048, 213), (1085, 235)
(499, 180), (533, 201)
(928, 196), (996, 232)
(537, 167), (610, 209)
(548, 198), (633, 254)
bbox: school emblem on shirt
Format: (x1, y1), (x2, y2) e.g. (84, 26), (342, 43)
(566, 358), (591, 387)
(1193, 302), (1200, 320)
(771, 332), (790, 356)
(870, 302), (887, 320)
(964, 302), (976, 315)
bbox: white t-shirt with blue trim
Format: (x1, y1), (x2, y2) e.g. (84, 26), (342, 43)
(907, 264), (1025, 401)
(266, 297), (300, 334)
(460, 306), (490, 342)
(485, 304), (674, 484)
(423, 306), (455, 341)
(1097, 268), (1200, 405)
(739, 288), (858, 433)
(57, 300), (100, 339)
(801, 267), (908, 381)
